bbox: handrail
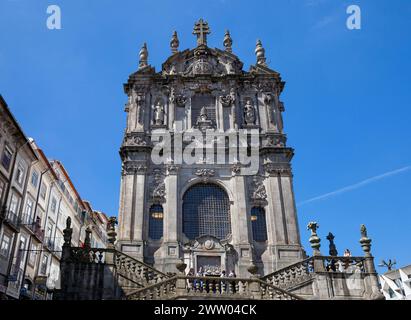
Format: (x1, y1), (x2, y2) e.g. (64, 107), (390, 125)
(261, 257), (314, 281)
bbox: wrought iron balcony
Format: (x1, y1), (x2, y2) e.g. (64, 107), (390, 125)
(22, 216), (45, 242)
(3, 210), (21, 231)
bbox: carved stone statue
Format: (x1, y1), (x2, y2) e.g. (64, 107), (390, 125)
(63, 217), (72, 246)
(196, 106), (214, 130)
(153, 101), (165, 125)
(244, 99), (256, 125)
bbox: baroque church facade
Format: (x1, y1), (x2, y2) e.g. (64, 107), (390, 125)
(116, 19), (305, 277)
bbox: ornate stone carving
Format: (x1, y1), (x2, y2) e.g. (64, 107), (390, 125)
(231, 163), (241, 176)
(250, 176), (267, 201)
(220, 88), (236, 107)
(174, 94), (187, 107)
(165, 163), (179, 175)
(264, 163), (292, 177)
(195, 168), (215, 177)
(243, 99), (256, 125)
(151, 169), (166, 203)
(122, 161), (147, 175)
(124, 134), (149, 147)
(264, 135), (284, 147)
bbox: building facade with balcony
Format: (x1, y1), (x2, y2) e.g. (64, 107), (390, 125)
(0, 95), (109, 300)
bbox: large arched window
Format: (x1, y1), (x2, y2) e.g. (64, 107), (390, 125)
(149, 204), (163, 240)
(251, 207), (268, 242)
(183, 183), (231, 240)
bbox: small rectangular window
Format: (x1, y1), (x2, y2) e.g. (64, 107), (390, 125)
(40, 254), (49, 275)
(31, 170), (39, 187)
(28, 243), (38, 266)
(1, 145), (13, 171)
(0, 233), (11, 258)
(40, 182), (47, 200)
(24, 198), (34, 224)
(50, 197), (57, 213)
(9, 193), (20, 215)
(15, 163), (25, 186)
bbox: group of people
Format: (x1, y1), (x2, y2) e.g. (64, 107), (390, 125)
(186, 267), (237, 293)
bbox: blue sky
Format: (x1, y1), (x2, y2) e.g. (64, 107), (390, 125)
(0, 0), (410, 273)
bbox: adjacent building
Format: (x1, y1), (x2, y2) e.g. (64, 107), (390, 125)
(379, 265), (411, 300)
(0, 95), (108, 299)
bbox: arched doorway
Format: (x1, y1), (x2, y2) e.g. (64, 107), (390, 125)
(182, 183), (231, 240)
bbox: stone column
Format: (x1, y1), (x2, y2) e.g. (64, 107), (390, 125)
(231, 174), (253, 277)
(118, 173), (134, 240)
(265, 173), (287, 245)
(132, 170), (146, 242)
(158, 165), (180, 272)
(279, 173), (301, 245)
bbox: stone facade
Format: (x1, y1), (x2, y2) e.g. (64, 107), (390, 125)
(117, 20), (304, 277)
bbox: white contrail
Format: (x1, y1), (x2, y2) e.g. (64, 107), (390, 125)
(297, 166), (411, 206)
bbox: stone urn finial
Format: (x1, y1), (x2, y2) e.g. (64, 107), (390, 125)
(307, 222), (321, 255)
(170, 31), (179, 54)
(247, 263), (258, 276)
(107, 216), (118, 248)
(359, 224), (372, 257)
(255, 39), (267, 66)
(138, 42), (148, 69)
(223, 30), (233, 53)
(176, 260), (187, 274)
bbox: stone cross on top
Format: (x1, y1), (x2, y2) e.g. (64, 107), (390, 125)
(193, 19), (211, 47)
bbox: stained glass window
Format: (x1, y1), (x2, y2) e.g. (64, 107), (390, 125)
(183, 183), (231, 240)
(251, 207), (268, 242)
(149, 204), (163, 240)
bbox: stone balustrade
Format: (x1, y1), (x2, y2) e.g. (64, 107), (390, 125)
(127, 275), (301, 300)
(261, 256), (367, 291)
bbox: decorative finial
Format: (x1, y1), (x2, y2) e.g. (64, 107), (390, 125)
(107, 216), (118, 248)
(176, 260), (187, 274)
(139, 42), (148, 69)
(223, 30), (232, 53)
(307, 222), (321, 255)
(359, 224), (372, 256)
(326, 232), (338, 256)
(193, 19), (211, 47)
(255, 39), (267, 66)
(170, 31), (179, 54)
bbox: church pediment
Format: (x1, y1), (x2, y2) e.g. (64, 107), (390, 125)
(161, 47), (244, 77)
